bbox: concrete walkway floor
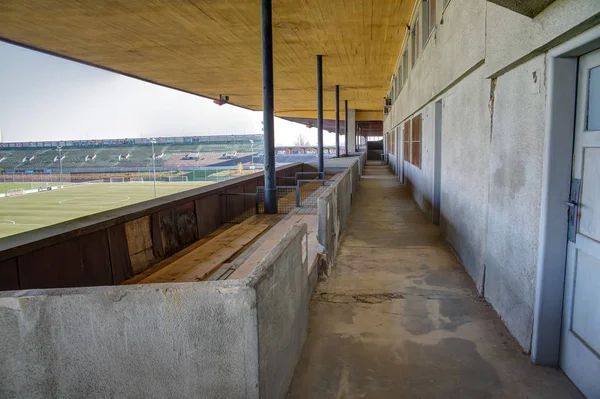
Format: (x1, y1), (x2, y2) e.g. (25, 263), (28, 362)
(288, 163), (582, 398)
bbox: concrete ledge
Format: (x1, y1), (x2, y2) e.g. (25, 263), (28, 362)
(0, 224), (310, 399)
(317, 153), (365, 278)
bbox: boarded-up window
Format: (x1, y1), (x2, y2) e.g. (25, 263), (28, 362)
(404, 120), (411, 162)
(389, 130), (395, 155)
(402, 50), (409, 83)
(411, 114), (422, 168)
(411, 17), (419, 67)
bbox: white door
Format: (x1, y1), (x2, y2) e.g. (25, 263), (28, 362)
(560, 48), (600, 398)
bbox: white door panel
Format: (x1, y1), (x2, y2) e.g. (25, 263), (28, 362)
(561, 48), (600, 398)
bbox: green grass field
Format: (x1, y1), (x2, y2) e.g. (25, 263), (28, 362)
(0, 181), (214, 239)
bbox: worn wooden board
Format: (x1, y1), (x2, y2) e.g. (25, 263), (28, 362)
(18, 240), (82, 289)
(140, 223), (268, 284)
(229, 215), (308, 280)
(78, 230), (113, 286)
(125, 216), (155, 275)
(108, 224), (133, 284)
(0, 258), (19, 291)
(121, 226), (231, 285)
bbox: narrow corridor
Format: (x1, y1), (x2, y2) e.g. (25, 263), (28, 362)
(288, 163), (581, 398)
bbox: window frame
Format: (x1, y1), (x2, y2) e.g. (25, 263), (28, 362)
(403, 120), (411, 165)
(411, 16), (420, 67)
(402, 49), (409, 84)
(410, 114), (422, 169)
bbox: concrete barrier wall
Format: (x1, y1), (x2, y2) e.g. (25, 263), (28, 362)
(0, 224), (310, 399)
(249, 224), (308, 399)
(317, 156), (363, 277)
(0, 163), (305, 291)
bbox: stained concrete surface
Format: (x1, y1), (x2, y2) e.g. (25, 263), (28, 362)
(288, 163), (581, 398)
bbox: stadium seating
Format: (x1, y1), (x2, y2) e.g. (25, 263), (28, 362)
(0, 140), (265, 171)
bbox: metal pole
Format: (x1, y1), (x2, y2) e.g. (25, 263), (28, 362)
(57, 146), (63, 185)
(317, 55), (324, 174)
(151, 139), (157, 199)
(262, 0), (277, 214)
(344, 100), (349, 156)
(335, 85), (340, 157)
(250, 139), (254, 169)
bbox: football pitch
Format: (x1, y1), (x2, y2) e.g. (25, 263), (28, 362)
(0, 181), (214, 239)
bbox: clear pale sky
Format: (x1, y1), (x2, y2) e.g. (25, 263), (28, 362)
(0, 42), (342, 147)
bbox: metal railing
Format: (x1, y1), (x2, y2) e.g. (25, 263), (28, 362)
(256, 186), (297, 214)
(220, 192), (258, 223)
(296, 179), (334, 208)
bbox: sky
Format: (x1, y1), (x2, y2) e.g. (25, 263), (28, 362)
(0, 42), (341, 147)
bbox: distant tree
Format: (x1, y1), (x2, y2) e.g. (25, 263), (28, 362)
(294, 133), (310, 146)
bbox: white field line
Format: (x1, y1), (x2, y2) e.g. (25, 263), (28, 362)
(0, 219), (45, 227)
(58, 195), (131, 205)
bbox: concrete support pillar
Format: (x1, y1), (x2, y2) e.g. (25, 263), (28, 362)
(346, 108), (356, 153)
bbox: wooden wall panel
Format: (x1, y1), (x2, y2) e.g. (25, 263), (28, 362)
(0, 258), (19, 291)
(196, 194), (220, 239)
(125, 216), (155, 275)
(158, 201), (198, 257)
(107, 224), (133, 284)
(18, 241), (82, 289)
(78, 230), (113, 286)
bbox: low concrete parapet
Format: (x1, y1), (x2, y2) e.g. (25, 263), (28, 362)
(317, 154), (365, 278)
(0, 224), (309, 399)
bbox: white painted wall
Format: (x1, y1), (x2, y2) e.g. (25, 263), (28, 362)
(347, 109), (356, 152)
(383, 0), (600, 353)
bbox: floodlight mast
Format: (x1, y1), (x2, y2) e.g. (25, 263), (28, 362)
(149, 139), (157, 199)
(57, 146), (63, 185)
(250, 139), (254, 169)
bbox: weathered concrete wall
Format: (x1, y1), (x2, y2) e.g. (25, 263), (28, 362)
(484, 54), (547, 350)
(439, 66), (491, 293)
(0, 282), (259, 398)
(347, 109), (356, 152)
(484, 0), (600, 77)
(251, 224), (308, 399)
(317, 157), (362, 277)
(0, 223), (311, 399)
(384, 0), (487, 133)
(382, 0), (600, 355)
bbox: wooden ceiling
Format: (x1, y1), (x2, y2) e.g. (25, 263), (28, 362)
(0, 0), (412, 122)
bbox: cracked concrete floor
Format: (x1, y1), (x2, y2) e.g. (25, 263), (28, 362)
(288, 163), (582, 398)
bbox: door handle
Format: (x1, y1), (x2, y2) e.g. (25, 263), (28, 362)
(565, 200), (577, 208)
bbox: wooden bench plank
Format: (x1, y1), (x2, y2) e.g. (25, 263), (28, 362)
(228, 215), (308, 280)
(121, 225), (233, 285)
(176, 223), (269, 282)
(140, 223), (268, 284)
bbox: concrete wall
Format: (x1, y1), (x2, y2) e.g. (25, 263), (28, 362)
(317, 155), (364, 277)
(383, 0), (600, 353)
(252, 224), (308, 399)
(484, 54), (547, 349)
(347, 109), (356, 152)
(0, 163), (305, 291)
(0, 223), (310, 399)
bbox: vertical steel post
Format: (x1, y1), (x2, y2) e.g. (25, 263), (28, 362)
(262, 0), (277, 213)
(335, 85), (340, 157)
(150, 139), (157, 199)
(317, 55), (324, 174)
(344, 100), (349, 156)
